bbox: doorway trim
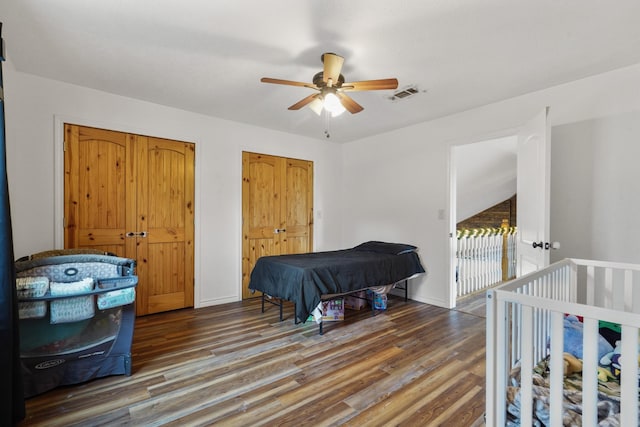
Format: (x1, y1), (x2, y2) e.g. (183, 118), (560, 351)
(447, 126), (519, 308)
(52, 114), (203, 307)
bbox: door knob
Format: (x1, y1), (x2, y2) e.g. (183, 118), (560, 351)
(532, 241), (560, 250)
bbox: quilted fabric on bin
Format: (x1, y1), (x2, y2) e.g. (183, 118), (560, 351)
(18, 301), (47, 319)
(16, 276), (49, 298)
(50, 278), (95, 324)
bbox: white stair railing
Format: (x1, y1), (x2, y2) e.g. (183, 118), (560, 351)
(457, 226), (517, 298)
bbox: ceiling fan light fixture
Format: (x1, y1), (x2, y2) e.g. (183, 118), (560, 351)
(261, 52), (398, 118)
(309, 98), (324, 116)
(323, 92), (345, 117)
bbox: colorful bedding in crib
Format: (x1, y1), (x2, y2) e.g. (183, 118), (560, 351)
(505, 315), (638, 426)
(505, 356), (636, 426)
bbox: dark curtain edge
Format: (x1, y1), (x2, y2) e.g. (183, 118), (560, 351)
(0, 21), (27, 425)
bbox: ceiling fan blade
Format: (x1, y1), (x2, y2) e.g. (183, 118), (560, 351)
(336, 92), (364, 114)
(322, 53), (344, 86)
(261, 77), (314, 88)
(288, 93), (321, 110)
(341, 78), (399, 91)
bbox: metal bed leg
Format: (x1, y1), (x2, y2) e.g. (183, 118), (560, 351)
(392, 279), (409, 302)
(319, 320), (323, 335)
(261, 293), (286, 321)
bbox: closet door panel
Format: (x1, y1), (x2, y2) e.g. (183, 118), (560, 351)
(146, 242), (186, 313)
(136, 136), (194, 315)
(242, 152), (285, 299)
(284, 158), (313, 255)
(64, 124), (129, 257)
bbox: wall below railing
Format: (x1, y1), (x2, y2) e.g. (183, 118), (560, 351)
(456, 225), (517, 298)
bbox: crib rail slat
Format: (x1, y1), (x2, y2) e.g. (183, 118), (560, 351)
(625, 269), (634, 312)
(586, 265), (595, 306)
(549, 311), (565, 427)
(620, 325), (639, 426)
(520, 305), (534, 427)
(582, 317), (599, 427)
(605, 267), (615, 310)
(492, 292), (509, 425)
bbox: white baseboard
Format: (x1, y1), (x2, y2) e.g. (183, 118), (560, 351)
(407, 294), (449, 309)
(196, 295), (239, 308)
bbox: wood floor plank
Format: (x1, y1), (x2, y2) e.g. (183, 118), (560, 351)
(128, 358), (302, 424)
(19, 295), (487, 426)
(340, 358), (470, 426)
(343, 350), (447, 411)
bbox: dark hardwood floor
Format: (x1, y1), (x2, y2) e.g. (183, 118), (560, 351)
(19, 294), (487, 426)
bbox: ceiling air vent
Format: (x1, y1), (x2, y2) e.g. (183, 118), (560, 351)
(389, 85), (420, 101)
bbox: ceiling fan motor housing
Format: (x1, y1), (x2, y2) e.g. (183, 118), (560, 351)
(313, 72), (345, 88)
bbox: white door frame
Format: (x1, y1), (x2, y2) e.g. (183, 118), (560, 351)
(447, 127), (519, 308)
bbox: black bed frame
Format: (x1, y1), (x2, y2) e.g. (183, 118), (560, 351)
(260, 279), (409, 335)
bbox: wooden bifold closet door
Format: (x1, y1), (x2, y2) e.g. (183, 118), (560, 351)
(64, 124), (195, 316)
(241, 151), (313, 299)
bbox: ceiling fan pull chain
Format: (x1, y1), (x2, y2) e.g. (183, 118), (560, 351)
(323, 109), (331, 139)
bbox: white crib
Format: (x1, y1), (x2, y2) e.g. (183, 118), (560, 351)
(486, 258), (640, 426)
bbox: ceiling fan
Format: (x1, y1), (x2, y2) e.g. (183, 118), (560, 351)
(260, 53), (398, 116)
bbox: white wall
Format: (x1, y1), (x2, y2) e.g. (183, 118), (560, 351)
(6, 55), (640, 311)
(342, 63), (640, 308)
(454, 136), (517, 223)
(551, 112), (640, 264)
(3, 58), (344, 308)
(550, 121), (595, 261)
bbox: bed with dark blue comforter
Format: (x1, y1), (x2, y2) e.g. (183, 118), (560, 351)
(248, 241), (426, 322)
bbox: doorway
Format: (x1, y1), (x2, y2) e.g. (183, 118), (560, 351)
(450, 136), (517, 307)
(449, 108), (551, 308)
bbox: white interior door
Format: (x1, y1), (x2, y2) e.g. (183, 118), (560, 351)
(516, 107), (551, 276)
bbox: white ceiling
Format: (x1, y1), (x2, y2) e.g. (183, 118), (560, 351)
(455, 136), (517, 222)
(2, 0), (640, 143)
